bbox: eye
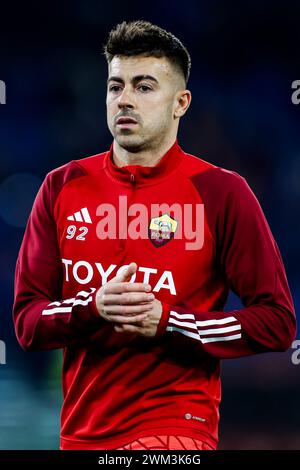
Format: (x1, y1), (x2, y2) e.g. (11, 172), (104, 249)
(138, 85), (152, 93)
(109, 85), (122, 93)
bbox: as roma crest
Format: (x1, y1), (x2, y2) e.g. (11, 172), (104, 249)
(148, 213), (178, 247)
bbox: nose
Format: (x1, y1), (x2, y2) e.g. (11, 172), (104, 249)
(118, 87), (135, 110)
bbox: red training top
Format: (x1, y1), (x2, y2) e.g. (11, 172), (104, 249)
(13, 139), (296, 450)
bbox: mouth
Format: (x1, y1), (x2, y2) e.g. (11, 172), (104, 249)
(116, 116), (138, 128)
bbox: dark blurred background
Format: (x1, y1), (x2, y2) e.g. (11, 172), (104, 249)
(0, 0), (299, 449)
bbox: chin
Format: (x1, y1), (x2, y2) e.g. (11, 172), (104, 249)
(115, 135), (146, 153)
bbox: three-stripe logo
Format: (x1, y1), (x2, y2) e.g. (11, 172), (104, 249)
(67, 207), (92, 224)
(42, 288), (96, 316)
(166, 312), (242, 344)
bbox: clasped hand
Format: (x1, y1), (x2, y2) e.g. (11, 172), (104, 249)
(95, 262), (162, 337)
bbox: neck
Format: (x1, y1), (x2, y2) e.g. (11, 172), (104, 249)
(112, 135), (178, 168)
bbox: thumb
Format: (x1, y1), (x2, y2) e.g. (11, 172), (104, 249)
(112, 262), (138, 283)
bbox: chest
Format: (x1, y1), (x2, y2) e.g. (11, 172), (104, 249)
(54, 177), (215, 303)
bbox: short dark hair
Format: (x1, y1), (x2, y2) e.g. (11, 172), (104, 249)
(103, 20), (191, 85)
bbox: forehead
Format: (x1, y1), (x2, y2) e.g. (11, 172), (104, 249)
(108, 55), (174, 82)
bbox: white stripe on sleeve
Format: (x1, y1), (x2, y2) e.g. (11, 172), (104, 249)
(42, 288), (96, 316)
(167, 310), (242, 344)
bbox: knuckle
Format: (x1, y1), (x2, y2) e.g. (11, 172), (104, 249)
(133, 317), (141, 323)
(101, 309), (107, 319)
(112, 316), (122, 323)
(123, 283), (130, 292)
(124, 294), (131, 304)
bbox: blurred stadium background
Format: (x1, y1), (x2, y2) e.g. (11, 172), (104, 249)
(0, 0), (299, 449)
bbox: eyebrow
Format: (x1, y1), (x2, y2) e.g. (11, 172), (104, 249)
(107, 75), (159, 86)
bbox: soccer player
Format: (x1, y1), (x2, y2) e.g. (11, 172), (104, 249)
(13, 20), (296, 451)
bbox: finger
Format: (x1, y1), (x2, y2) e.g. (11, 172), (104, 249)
(102, 292), (155, 305)
(114, 324), (141, 334)
(105, 313), (149, 324)
(103, 303), (153, 315)
(104, 282), (152, 294)
(111, 262), (138, 283)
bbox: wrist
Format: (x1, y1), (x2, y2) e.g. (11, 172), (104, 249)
(90, 288), (102, 319)
(156, 301), (171, 337)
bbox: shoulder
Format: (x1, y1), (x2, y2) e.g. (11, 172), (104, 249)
(179, 150), (251, 199)
(41, 150), (108, 209)
(178, 151), (263, 237)
(46, 150), (107, 183)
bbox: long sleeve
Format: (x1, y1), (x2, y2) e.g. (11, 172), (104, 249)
(13, 167), (104, 351)
(157, 169), (296, 359)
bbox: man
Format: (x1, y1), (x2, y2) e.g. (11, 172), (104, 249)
(13, 20), (296, 451)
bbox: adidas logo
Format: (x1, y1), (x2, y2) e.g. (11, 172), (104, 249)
(67, 207), (92, 224)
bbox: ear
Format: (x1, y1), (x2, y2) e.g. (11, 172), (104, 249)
(174, 90), (192, 118)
